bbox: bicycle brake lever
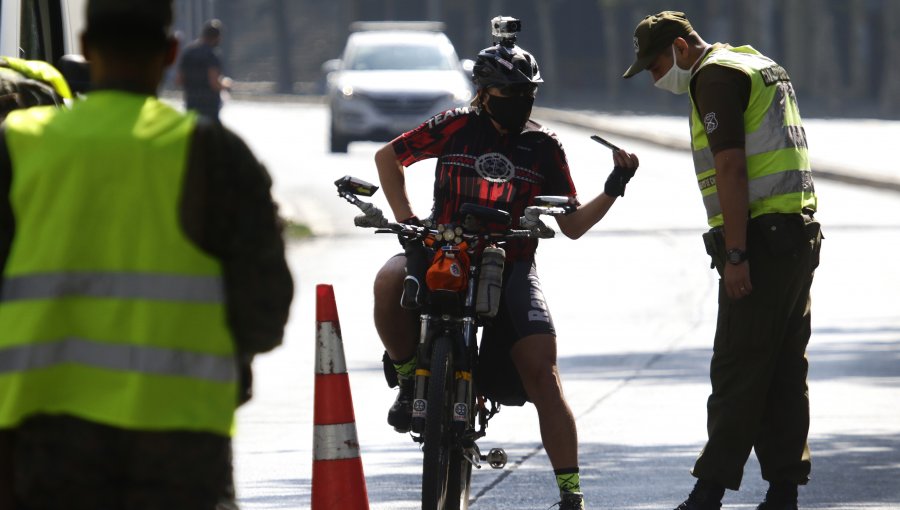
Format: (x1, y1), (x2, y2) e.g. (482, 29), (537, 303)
(519, 207), (544, 229)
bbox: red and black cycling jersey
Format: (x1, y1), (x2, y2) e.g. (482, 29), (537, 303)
(392, 107), (578, 259)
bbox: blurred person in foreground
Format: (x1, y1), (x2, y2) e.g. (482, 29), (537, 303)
(0, 57), (71, 118)
(621, 11), (822, 510)
(176, 18), (232, 121)
(371, 17), (639, 510)
(0, 0), (292, 508)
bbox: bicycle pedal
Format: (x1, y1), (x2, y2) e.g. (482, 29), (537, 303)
(481, 448), (507, 469)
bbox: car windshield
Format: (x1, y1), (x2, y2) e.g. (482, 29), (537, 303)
(346, 42), (455, 71)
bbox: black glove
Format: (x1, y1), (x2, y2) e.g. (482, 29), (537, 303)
(397, 215), (422, 248)
(400, 215), (422, 227)
(604, 166), (637, 197)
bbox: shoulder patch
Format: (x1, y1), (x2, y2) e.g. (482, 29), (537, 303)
(703, 112), (719, 134)
(760, 65), (790, 86)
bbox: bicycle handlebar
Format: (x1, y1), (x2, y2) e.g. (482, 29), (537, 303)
(339, 189), (562, 241)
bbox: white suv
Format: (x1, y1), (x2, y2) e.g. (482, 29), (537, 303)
(323, 21), (474, 153)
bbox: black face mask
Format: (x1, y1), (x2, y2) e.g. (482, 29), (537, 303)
(484, 94), (534, 133)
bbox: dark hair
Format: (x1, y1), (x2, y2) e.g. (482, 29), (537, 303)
(83, 0), (173, 55)
(202, 19), (222, 40)
(683, 32), (703, 45)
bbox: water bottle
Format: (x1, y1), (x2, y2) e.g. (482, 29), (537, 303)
(475, 246), (505, 317)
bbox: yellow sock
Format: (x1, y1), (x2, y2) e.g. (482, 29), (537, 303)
(555, 467), (581, 493)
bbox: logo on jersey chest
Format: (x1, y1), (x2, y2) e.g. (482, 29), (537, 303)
(474, 152), (515, 183)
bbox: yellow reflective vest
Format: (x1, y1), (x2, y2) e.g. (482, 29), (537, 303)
(0, 91), (238, 436)
(689, 45), (817, 227)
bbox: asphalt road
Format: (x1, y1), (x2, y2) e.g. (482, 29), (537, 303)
(217, 100), (900, 510)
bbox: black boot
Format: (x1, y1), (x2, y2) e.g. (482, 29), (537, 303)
(386, 375), (415, 433)
(674, 479), (725, 510)
(554, 491), (585, 510)
(756, 482), (798, 510)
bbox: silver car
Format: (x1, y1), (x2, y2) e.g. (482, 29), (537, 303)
(324, 22), (474, 153)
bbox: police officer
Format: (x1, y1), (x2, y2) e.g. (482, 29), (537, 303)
(0, 1), (292, 508)
(622, 11), (823, 510)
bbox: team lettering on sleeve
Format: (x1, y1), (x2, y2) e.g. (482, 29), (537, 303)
(426, 107), (470, 130)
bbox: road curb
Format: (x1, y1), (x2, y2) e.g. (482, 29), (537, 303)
(533, 107), (900, 193)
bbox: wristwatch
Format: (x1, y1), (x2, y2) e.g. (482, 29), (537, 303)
(726, 248), (748, 265)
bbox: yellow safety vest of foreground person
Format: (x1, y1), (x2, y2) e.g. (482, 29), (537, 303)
(0, 91), (237, 436)
(689, 45), (817, 227)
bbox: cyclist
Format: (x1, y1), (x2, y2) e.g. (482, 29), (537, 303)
(371, 27), (639, 510)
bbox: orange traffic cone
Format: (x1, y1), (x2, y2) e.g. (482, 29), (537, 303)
(312, 284), (370, 509)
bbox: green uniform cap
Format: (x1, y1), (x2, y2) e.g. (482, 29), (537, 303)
(623, 11), (693, 79)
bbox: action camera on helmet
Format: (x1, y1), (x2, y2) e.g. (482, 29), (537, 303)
(474, 16), (542, 90)
(491, 16), (521, 47)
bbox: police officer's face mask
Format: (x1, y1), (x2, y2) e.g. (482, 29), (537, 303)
(654, 45), (696, 95)
(484, 93), (534, 133)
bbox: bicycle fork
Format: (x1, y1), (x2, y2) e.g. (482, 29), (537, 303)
(410, 315), (432, 435)
(456, 318), (507, 470)
(410, 315), (507, 470)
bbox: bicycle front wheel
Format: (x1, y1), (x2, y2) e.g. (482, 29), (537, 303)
(421, 335), (470, 510)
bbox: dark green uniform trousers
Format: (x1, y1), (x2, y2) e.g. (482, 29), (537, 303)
(694, 213), (822, 490)
(0, 414), (239, 510)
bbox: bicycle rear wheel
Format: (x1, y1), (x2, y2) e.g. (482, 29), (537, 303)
(421, 335), (470, 510)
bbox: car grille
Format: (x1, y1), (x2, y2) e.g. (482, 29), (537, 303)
(367, 94), (445, 115)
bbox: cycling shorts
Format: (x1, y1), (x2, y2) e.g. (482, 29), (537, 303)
(484, 257), (555, 345)
(399, 251), (555, 343)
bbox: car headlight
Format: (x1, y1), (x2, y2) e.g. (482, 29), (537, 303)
(452, 88), (472, 103)
(341, 85), (355, 98)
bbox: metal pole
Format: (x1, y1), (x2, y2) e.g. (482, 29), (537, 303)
(427, 0), (441, 21)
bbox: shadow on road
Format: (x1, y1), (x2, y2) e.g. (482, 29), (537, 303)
(557, 335), (900, 388)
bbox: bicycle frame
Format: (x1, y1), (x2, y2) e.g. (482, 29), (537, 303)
(335, 175), (571, 509)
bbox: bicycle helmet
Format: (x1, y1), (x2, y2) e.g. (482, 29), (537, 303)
(472, 43), (543, 91)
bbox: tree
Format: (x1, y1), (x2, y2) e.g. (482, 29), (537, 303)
(809, 3), (841, 111)
(782, 0), (810, 99)
(271, 0), (294, 94)
(846, 0), (868, 102)
(597, 0), (622, 101)
(881, 0), (900, 114)
(534, 0), (561, 103)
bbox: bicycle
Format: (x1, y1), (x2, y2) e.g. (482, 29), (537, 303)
(335, 175), (572, 510)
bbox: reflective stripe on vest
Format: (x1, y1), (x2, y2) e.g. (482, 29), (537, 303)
(1, 92), (237, 435)
(0, 337), (237, 383)
(689, 45), (817, 227)
(1, 272), (224, 303)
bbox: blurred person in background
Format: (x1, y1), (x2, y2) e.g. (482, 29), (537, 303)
(176, 18), (232, 121)
(0, 0), (292, 508)
(622, 10), (822, 510)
